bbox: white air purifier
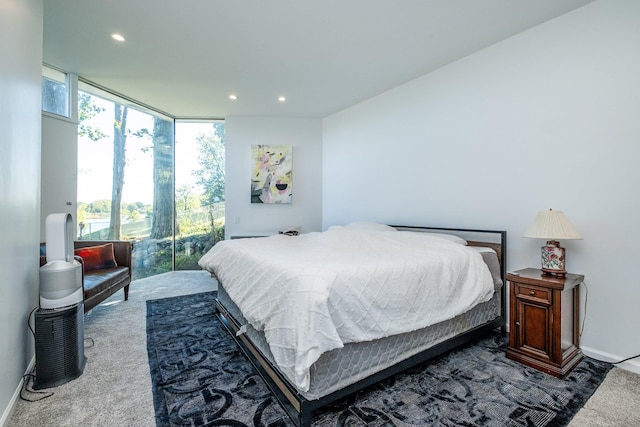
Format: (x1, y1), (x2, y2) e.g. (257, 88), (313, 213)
(39, 213), (83, 310)
(36, 213), (86, 389)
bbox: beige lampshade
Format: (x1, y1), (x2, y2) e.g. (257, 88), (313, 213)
(523, 209), (582, 240)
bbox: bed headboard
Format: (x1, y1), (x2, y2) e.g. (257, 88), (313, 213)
(388, 225), (506, 274)
(467, 240), (503, 269)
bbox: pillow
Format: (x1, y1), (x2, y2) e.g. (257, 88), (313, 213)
(344, 221), (397, 232)
(415, 232), (468, 245)
(74, 243), (118, 271)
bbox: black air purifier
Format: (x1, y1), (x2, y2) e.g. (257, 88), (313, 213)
(33, 302), (86, 389)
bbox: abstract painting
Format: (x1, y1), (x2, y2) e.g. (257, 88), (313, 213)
(251, 145), (292, 204)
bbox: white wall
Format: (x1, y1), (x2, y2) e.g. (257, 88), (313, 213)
(323, 0), (640, 372)
(41, 113), (79, 241)
(224, 116), (323, 238)
(0, 0), (44, 424)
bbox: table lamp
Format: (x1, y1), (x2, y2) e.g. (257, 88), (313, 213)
(523, 209), (582, 277)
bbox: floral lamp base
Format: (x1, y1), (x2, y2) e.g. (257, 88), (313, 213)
(541, 240), (566, 277)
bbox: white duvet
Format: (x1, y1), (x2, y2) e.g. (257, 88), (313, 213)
(198, 226), (495, 392)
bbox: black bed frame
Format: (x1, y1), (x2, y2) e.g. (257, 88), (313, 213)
(214, 226), (507, 426)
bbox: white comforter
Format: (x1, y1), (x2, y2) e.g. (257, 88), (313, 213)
(198, 227), (495, 392)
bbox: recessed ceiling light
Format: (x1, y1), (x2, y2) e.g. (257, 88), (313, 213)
(229, 94), (238, 100)
(111, 33), (126, 42)
(277, 96), (286, 102)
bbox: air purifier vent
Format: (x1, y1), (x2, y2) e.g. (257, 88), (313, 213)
(33, 303), (86, 390)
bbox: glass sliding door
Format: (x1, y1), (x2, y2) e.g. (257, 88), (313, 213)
(77, 83), (175, 280)
(174, 120), (225, 270)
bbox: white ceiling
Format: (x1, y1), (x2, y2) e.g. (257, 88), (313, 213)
(43, 0), (594, 119)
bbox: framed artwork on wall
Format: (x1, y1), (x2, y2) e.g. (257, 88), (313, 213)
(251, 145), (293, 204)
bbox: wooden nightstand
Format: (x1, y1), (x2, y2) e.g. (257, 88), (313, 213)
(506, 268), (584, 378)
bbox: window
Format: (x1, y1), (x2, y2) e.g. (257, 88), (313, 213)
(77, 83), (175, 279)
(76, 83), (225, 280)
(174, 121), (226, 270)
(42, 65), (69, 117)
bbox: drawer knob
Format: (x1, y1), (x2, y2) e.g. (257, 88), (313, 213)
(530, 291), (535, 296)
(515, 321), (520, 326)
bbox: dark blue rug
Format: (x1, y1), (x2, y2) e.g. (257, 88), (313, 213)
(146, 291), (612, 426)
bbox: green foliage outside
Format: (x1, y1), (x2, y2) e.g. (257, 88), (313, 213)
(78, 92), (226, 280)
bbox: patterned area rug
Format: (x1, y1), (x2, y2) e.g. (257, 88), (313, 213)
(146, 291), (612, 426)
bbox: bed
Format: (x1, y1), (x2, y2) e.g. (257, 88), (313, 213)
(198, 222), (507, 426)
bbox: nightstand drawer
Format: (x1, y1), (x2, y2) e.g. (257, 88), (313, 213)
(515, 284), (551, 303)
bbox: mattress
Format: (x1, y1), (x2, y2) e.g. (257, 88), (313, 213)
(217, 282), (502, 401)
(200, 225), (499, 391)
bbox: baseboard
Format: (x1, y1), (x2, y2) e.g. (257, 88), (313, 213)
(0, 356), (35, 427)
(581, 345), (640, 375)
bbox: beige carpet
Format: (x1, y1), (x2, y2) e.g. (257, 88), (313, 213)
(9, 270), (216, 427)
(568, 366), (640, 426)
(7, 270), (639, 426)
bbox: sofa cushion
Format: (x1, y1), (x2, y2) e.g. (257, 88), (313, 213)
(83, 266), (129, 300)
(75, 243), (118, 271)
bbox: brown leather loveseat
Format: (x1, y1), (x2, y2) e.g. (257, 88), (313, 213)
(40, 240), (133, 313)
